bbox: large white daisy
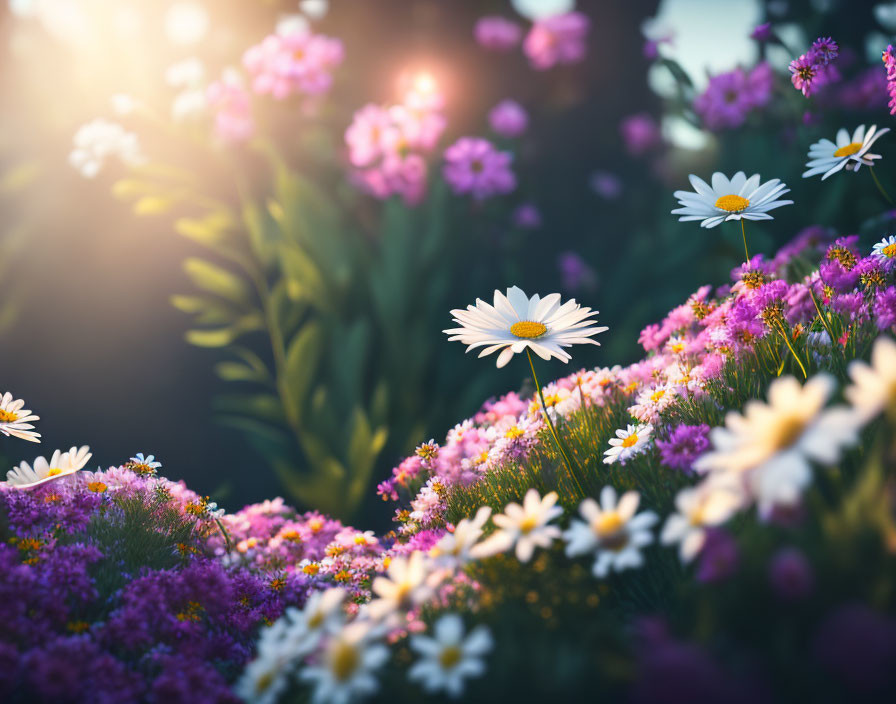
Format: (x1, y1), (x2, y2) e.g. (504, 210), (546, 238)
(693, 375), (859, 515)
(444, 286), (608, 368)
(0, 392), (41, 443)
(4, 446), (92, 489)
(802, 125), (890, 180)
(845, 336), (896, 422)
(660, 480), (743, 562)
(408, 613), (492, 697)
(672, 172), (793, 229)
(602, 424), (653, 465)
(367, 551), (434, 620)
(472, 489), (563, 563)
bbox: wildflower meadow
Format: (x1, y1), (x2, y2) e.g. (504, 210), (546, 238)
(2, 1), (896, 702)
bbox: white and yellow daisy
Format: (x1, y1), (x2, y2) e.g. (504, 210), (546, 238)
(430, 506), (492, 569)
(871, 235), (896, 263)
(0, 392), (41, 443)
(660, 480), (743, 562)
(299, 620), (389, 704)
(472, 489), (562, 563)
(602, 424), (653, 465)
(672, 172), (793, 228)
(408, 613), (492, 697)
(693, 375), (859, 515)
(444, 286), (608, 368)
(4, 446), (92, 489)
(367, 551), (433, 620)
(563, 487), (658, 578)
(283, 587), (347, 655)
(802, 125), (890, 180)
(845, 336), (896, 422)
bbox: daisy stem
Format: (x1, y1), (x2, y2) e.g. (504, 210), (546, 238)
(215, 517), (233, 552)
(525, 349), (585, 498)
(775, 319), (808, 379)
(869, 167), (894, 206)
(740, 218), (750, 262)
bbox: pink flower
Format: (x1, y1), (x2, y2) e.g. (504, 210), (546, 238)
(694, 62), (772, 131)
(442, 137), (516, 200)
(619, 113), (661, 155)
(523, 12), (590, 70)
(206, 72), (254, 143)
(242, 29), (343, 100)
(345, 104), (392, 168)
(488, 99), (529, 138)
(882, 45), (896, 115)
(474, 16), (522, 51)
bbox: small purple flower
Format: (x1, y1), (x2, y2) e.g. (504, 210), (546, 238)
(768, 547), (814, 600)
(820, 260), (860, 294)
(808, 36), (838, 66)
(620, 113), (661, 155)
(473, 16), (522, 51)
(556, 251), (597, 293)
(442, 137), (516, 200)
(488, 99), (528, 138)
(750, 22), (773, 42)
(512, 202), (542, 229)
(656, 424), (710, 473)
(789, 54), (820, 97)
(832, 291), (866, 322)
(590, 170), (623, 199)
(523, 12), (590, 70)
(696, 529), (740, 583)
(694, 63), (772, 130)
(874, 286), (896, 330)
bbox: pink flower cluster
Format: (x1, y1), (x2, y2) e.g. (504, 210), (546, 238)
(789, 37), (839, 98)
(206, 71), (254, 143)
(523, 12), (590, 70)
(882, 45), (896, 115)
(242, 28), (344, 100)
(345, 79), (446, 205)
(442, 137), (516, 201)
(694, 62), (773, 131)
(474, 16), (523, 51)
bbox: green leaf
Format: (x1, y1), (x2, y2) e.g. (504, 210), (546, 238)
(184, 313), (264, 347)
(170, 294), (240, 325)
(215, 361), (269, 383)
(213, 392), (286, 425)
(183, 257), (251, 305)
(134, 195), (176, 215)
(279, 244), (327, 310)
(281, 321), (323, 426)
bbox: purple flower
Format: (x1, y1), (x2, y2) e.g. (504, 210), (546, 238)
(832, 291), (866, 322)
(442, 137), (516, 200)
(620, 113), (661, 155)
(523, 12), (590, 70)
(512, 203), (542, 229)
(488, 99), (528, 138)
(694, 63), (772, 130)
(874, 286), (896, 330)
(750, 22), (773, 42)
(474, 16), (522, 51)
(808, 36), (838, 66)
(883, 45), (896, 115)
(820, 260), (859, 293)
(556, 251), (597, 292)
(768, 548), (814, 600)
(590, 170), (623, 199)
(789, 54), (820, 97)
(696, 529), (739, 583)
(656, 424), (710, 472)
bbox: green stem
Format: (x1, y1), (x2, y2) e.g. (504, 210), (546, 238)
(774, 319), (808, 379)
(869, 167), (894, 206)
(214, 517), (233, 552)
(525, 349), (585, 498)
(740, 218), (750, 262)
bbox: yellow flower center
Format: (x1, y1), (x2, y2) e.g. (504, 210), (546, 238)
(771, 415), (807, 451)
(46, 468), (63, 477)
(883, 243), (896, 258)
(87, 482), (107, 493)
(255, 670), (276, 693)
(623, 382), (640, 394)
(505, 425), (525, 439)
(670, 342), (685, 354)
(519, 516), (538, 534)
(714, 194), (750, 212)
(833, 141), (863, 158)
(0, 409), (19, 423)
(621, 434), (639, 448)
(595, 512), (624, 537)
(439, 646), (463, 669)
(510, 321), (548, 339)
(650, 389), (666, 403)
(330, 641), (359, 682)
(307, 611), (325, 629)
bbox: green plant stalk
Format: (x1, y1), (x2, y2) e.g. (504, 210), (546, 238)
(774, 318), (808, 379)
(869, 167), (894, 206)
(526, 348), (586, 499)
(740, 218), (750, 263)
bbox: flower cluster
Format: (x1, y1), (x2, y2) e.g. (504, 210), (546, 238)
(789, 37), (839, 98)
(882, 45), (896, 115)
(694, 63), (773, 130)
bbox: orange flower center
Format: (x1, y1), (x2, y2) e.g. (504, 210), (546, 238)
(714, 194), (750, 212)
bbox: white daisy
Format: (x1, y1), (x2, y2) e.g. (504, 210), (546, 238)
(69, 119), (145, 179)
(444, 286), (608, 368)
(300, 621), (389, 704)
(283, 587), (347, 655)
(693, 375), (860, 515)
(602, 424), (653, 465)
(472, 489), (563, 563)
(628, 383), (677, 424)
(0, 392), (41, 443)
(871, 235), (896, 263)
(408, 613), (492, 697)
(672, 171), (793, 229)
(367, 551), (433, 620)
(4, 446), (92, 489)
(660, 480), (743, 562)
(802, 125), (890, 180)
(563, 487), (658, 578)
(845, 336), (896, 422)
(129, 453), (162, 472)
(430, 506), (492, 570)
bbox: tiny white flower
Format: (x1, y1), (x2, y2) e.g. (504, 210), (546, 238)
(444, 286), (608, 368)
(603, 424), (653, 465)
(300, 620), (389, 704)
(69, 119), (144, 178)
(367, 551), (433, 620)
(300, 0), (329, 20)
(660, 480), (743, 562)
(845, 336), (896, 422)
(672, 171), (793, 229)
(4, 446), (92, 489)
(430, 506), (492, 569)
(871, 235), (896, 263)
(473, 489), (563, 563)
(408, 613), (492, 697)
(564, 487), (658, 578)
(694, 374), (860, 515)
(0, 392), (41, 443)
(166, 57), (205, 88)
(110, 93), (138, 116)
(802, 125), (889, 180)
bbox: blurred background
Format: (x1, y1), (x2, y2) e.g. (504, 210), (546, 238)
(0, 0), (890, 525)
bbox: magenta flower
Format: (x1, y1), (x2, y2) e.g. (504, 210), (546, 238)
(789, 54), (820, 97)
(557, 251), (598, 292)
(620, 113), (661, 155)
(512, 202), (542, 228)
(474, 16), (523, 51)
(750, 22), (773, 42)
(808, 36), (838, 66)
(206, 73), (254, 143)
(874, 286), (896, 330)
(882, 45), (896, 115)
(656, 424), (711, 473)
(694, 63), (772, 130)
(489, 99), (529, 138)
(523, 12), (590, 70)
(442, 137), (516, 200)
(242, 30), (343, 99)
(345, 104), (392, 168)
